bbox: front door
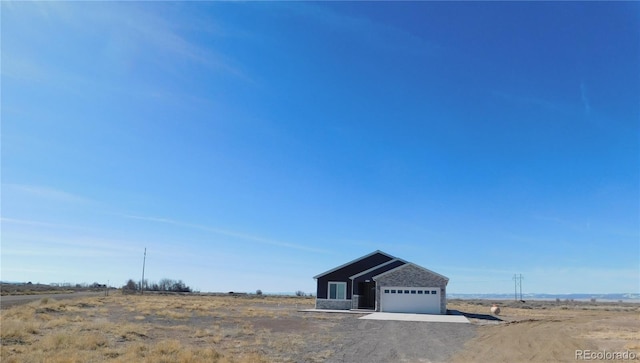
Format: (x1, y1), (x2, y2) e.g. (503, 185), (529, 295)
(358, 281), (376, 309)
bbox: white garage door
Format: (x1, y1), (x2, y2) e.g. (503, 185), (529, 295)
(380, 287), (441, 314)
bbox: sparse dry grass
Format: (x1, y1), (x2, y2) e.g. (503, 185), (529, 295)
(448, 300), (640, 363)
(3, 295), (637, 362)
(1, 293), (315, 362)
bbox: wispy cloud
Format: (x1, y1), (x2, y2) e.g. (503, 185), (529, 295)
(2, 2), (253, 100)
(1, 228), (148, 258)
(3, 184), (90, 203)
(0, 217), (87, 230)
(102, 4), (250, 82)
(1, 55), (50, 83)
(287, 2), (437, 56)
(122, 214), (329, 254)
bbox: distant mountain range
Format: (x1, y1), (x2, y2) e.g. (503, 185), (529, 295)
(447, 293), (640, 301)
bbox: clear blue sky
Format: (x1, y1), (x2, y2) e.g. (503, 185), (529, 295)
(2, 2), (638, 294)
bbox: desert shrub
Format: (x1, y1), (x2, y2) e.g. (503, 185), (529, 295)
(123, 279), (137, 292)
(1, 319), (38, 343)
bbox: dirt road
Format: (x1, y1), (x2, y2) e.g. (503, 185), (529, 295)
(0, 291), (107, 309)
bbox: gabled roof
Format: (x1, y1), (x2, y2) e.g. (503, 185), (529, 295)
(349, 258), (406, 279)
(372, 262), (449, 282)
(313, 250), (396, 279)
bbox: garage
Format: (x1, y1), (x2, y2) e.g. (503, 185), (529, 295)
(380, 286), (441, 314)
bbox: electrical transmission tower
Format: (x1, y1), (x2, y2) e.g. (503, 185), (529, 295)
(513, 274), (524, 301)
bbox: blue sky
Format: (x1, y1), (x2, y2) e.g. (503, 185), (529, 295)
(2, 2), (638, 294)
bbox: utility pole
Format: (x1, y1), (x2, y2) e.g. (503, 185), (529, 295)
(513, 274), (523, 301)
(141, 248), (146, 295)
(519, 274), (523, 300)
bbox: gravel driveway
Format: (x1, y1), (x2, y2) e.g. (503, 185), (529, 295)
(324, 314), (477, 363)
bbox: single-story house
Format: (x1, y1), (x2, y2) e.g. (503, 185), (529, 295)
(314, 250), (448, 314)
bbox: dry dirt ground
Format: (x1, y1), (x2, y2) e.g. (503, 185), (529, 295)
(1, 294), (638, 362)
(449, 299), (640, 363)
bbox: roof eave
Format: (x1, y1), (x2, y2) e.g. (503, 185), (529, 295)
(313, 250), (396, 279)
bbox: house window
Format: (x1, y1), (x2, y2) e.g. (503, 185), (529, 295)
(328, 282), (346, 300)
(431, 290), (437, 294)
(418, 290), (423, 294)
(425, 290), (430, 294)
(404, 290), (410, 294)
(384, 289), (390, 294)
(411, 290), (417, 294)
(391, 290), (396, 293)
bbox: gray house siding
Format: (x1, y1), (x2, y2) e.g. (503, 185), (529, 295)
(315, 299), (352, 310)
(373, 264), (448, 314)
(315, 252), (394, 300)
(351, 259), (406, 309)
(351, 260), (406, 294)
(314, 251), (449, 314)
